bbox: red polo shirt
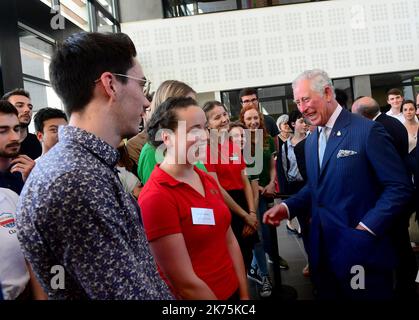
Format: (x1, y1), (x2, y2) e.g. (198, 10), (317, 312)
(138, 165), (239, 300)
(205, 140), (246, 191)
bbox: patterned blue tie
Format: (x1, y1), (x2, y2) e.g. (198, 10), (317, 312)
(318, 127), (327, 167)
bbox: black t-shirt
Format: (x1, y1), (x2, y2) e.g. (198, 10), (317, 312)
(0, 171), (24, 195)
(20, 132), (42, 160)
(264, 114), (279, 137)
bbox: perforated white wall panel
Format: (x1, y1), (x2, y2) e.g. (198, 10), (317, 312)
(122, 0), (419, 93)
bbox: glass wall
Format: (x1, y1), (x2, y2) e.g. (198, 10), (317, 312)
(89, 0), (120, 32)
(222, 77), (353, 121)
(333, 78), (353, 110)
(15, 0), (121, 120)
(39, 0), (120, 32)
(223, 72), (418, 120)
(163, 0), (327, 18)
(23, 80), (63, 112)
(21, 0), (120, 112)
(19, 26), (63, 112)
(370, 70), (419, 111)
(20, 30), (54, 82)
(39, 0), (90, 30)
(97, 0), (115, 15)
(96, 9), (116, 32)
(222, 84), (295, 121)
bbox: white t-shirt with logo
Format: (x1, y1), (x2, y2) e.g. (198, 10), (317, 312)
(0, 188), (30, 300)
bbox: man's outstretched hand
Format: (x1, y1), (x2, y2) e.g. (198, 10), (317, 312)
(263, 204), (289, 226)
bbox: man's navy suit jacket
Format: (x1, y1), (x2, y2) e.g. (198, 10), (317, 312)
(284, 109), (413, 279)
(375, 113), (408, 159)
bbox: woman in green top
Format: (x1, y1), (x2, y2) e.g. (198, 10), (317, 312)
(137, 80), (207, 184)
(229, 121), (273, 298)
(240, 105), (283, 274)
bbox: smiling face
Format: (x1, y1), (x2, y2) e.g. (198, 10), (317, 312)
(243, 108), (260, 130)
(279, 122), (291, 133)
(293, 79), (335, 127)
(402, 102), (417, 121)
(206, 105), (230, 131)
(229, 126), (245, 150)
(387, 94), (403, 111)
(164, 105), (208, 165)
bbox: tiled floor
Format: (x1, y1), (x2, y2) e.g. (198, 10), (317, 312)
(275, 222), (314, 300)
(248, 222), (314, 300)
(248, 220), (419, 300)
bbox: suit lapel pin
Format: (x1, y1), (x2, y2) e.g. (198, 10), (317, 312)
(336, 131), (342, 137)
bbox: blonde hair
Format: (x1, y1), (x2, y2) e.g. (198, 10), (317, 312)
(149, 80), (196, 117)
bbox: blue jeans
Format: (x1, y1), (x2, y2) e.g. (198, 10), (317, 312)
(250, 196), (274, 276)
(251, 243), (269, 277)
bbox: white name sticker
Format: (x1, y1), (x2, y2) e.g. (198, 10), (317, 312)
(191, 208), (215, 225)
(230, 155), (239, 161)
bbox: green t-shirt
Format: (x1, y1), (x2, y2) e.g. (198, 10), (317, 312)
(258, 136), (276, 187)
(137, 142), (159, 184)
(137, 142), (208, 184)
(243, 136), (275, 186)
(246, 162), (259, 182)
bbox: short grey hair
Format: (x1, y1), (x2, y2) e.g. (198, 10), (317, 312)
(276, 114), (289, 130)
(292, 69), (335, 98)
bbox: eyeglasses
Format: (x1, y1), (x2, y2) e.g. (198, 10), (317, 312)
(241, 98), (258, 105)
(94, 73), (151, 96)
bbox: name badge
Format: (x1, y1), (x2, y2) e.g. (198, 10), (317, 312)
(230, 154), (239, 161)
(191, 208), (215, 225)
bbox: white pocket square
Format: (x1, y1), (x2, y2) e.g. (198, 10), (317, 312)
(337, 149), (357, 158)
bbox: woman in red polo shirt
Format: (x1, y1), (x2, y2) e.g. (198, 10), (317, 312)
(202, 101), (259, 271)
(138, 97), (248, 300)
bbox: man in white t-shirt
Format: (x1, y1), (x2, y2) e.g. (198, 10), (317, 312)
(0, 188), (29, 300)
(0, 188), (46, 299)
(0, 188), (29, 299)
(386, 88), (405, 123)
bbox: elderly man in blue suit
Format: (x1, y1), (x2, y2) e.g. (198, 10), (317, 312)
(264, 69), (413, 299)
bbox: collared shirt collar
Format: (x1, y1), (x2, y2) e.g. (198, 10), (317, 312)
(386, 109), (400, 116)
(58, 125), (119, 168)
(153, 165), (182, 187)
(372, 112), (381, 121)
(286, 137), (296, 149)
(318, 104), (343, 133)
(153, 164), (205, 188)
